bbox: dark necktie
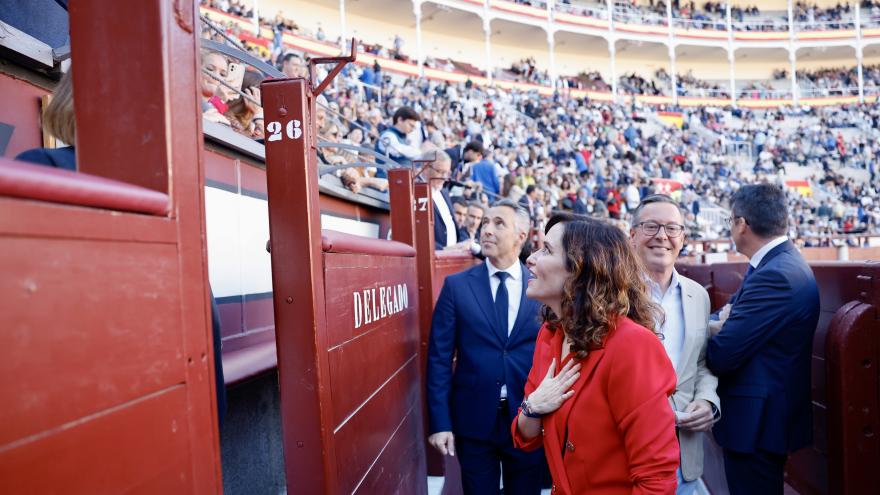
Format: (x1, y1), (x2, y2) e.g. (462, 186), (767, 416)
(743, 264), (755, 283)
(495, 272), (510, 337)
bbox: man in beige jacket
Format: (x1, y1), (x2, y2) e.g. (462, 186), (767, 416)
(630, 194), (720, 494)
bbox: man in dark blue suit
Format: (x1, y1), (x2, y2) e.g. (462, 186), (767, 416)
(427, 199), (544, 494)
(707, 184), (820, 495)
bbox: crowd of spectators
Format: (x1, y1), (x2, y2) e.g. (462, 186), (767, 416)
(793, 1), (855, 29)
(199, 1), (880, 252)
(506, 58), (552, 86)
(531, 0), (874, 32)
(619, 72), (664, 96)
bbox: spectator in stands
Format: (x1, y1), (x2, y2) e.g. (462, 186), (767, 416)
(625, 178), (642, 212)
(362, 108), (384, 140)
(201, 51), (232, 125)
(708, 184), (820, 495)
(513, 213), (679, 494)
(630, 195), (720, 494)
(446, 140), (484, 181)
(427, 200), (545, 495)
(376, 106), (422, 177)
(471, 153), (501, 197)
(451, 196), (471, 239)
(318, 122), (347, 165)
(280, 52), (307, 78)
(515, 166), (537, 190)
(572, 188), (589, 215)
(606, 183), (623, 219)
(465, 201), (486, 241)
(420, 151), (467, 250)
(16, 68), (76, 170)
(224, 70), (264, 138)
(518, 185), (539, 226)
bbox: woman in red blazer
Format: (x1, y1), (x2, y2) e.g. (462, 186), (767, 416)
(512, 213), (679, 494)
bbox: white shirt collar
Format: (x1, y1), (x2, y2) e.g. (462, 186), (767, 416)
(486, 258), (522, 281)
(750, 236), (788, 268)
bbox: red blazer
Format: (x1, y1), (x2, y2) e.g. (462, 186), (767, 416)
(512, 318), (679, 495)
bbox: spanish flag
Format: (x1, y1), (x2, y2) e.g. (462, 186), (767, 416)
(785, 180), (812, 197)
(657, 111), (684, 128)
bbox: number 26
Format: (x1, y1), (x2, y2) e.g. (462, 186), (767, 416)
(266, 119), (303, 142)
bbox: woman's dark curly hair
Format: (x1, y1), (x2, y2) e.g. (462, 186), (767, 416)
(541, 212), (662, 359)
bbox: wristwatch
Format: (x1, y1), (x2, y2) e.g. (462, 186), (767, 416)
(520, 396), (544, 418)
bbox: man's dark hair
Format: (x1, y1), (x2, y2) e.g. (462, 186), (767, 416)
(451, 196), (468, 209)
(525, 184), (537, 196)
(392, 106), (420, 124)
(464, 141), (485, 156)
(731, 184), (788, 238)
(631, 194), (686, 226)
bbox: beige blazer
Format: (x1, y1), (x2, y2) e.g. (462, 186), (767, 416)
(669, 275), (720, 482)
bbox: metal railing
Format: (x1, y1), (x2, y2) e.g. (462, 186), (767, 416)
(731, 17), (789, 32)
(612, 6), (667, 26)
(698, 206), (730, 229)
(794, 18), (857, 31)
(725, 141), (754, 161)
(736, 88), (793, 100)
(799, 86), (861, 97)
(677, 87), (731, 98)
(671, 16), (728, 31)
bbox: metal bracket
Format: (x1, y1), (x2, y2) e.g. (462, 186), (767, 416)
(412, 152), (438, 184)
(308, 38), (357, 97)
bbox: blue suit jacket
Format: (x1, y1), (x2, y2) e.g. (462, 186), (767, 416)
(426, 262), (542, 440)
(16, 146), (77, 171)
(707, 240), (820, 455)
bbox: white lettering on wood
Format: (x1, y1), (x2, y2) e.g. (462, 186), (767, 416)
(351, 283), (409, 328)
(364, 289), (372, 324)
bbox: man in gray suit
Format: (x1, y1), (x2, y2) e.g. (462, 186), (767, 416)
(630, 194), (720, 494)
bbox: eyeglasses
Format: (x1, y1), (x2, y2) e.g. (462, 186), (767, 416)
(637, 221), (685, 238)
(429, 164), (450, 177)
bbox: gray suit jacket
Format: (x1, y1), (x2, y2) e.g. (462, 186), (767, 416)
(669, 275), (720, 482)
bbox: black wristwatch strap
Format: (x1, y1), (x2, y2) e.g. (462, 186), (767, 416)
(520, 397), (544, 418)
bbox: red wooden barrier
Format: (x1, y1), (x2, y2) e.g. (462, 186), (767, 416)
(675, 262), (714, 293)
(0, 0), (221, 492)
(262, 73), (427, 493)
(704, 262), (749, 311)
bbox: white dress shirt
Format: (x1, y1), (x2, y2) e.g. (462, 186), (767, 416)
(648, 269), (685, 372)
(432, 188), (457, 248)
(486, 259), (523, 398)
(749, 236), (789, 269)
